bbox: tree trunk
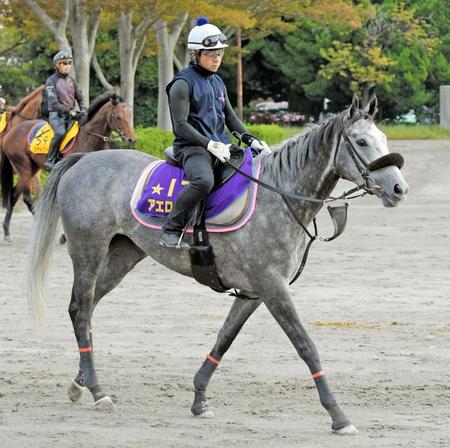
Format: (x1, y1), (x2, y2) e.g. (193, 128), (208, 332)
(24, 0), (73, 73)
(69, 0), (90, 101)
(25, 0), (100, 106)
(155, 13), (188, 131)
(119, 12), (137, 125)
(117, 11), (153, 127)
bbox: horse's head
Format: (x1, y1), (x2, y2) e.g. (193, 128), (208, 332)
(107, 94), (136, 145)
(334, 96), (408, 207)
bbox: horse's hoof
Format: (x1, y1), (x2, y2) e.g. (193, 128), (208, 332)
(68, 379), (86, 402)
(94, 396), (115, 411)
(4, 235), (12, 243)
(191, 402), (214, 418)
(333, 424), (358, 435)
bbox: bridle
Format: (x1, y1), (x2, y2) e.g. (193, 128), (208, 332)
(85, 104), (128, 142)
(225, 117), (404, 289)
(229, 114), (405, 204)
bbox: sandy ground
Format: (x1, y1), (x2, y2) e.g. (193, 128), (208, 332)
(0, 140), (449, 448)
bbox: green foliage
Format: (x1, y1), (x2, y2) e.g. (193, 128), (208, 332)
(1, 0), (449, 125)
(134, 126), (174, 158)
(245, 124), (302, 144)
(130, 124), (302, 159)
(0, 30), (54, 102)
(379, 124), (450, 140)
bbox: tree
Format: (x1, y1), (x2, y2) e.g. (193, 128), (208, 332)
(22, 0), (102, 103)
(319, 1), (438, 111)
(154, 12), (188, 130)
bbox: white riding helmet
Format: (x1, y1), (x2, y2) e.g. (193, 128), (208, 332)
(187, 17), (228, 50)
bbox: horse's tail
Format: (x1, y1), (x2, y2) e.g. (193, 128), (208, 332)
(25, 154), (86, 331)
(0, 151), (13, 209)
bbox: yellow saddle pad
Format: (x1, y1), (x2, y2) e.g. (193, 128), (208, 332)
(28, 121), (79, 154)
(0, 111), (7, 134)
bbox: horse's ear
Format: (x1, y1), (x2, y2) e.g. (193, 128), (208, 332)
(365, 95), (378, 118)
(111, 93), (120, 105)
(349, 95), (360, 119)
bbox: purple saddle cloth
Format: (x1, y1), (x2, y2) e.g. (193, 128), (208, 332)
(136, 148), (252, 220)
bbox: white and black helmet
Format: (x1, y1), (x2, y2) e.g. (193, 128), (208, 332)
(187, 17), (228, 50)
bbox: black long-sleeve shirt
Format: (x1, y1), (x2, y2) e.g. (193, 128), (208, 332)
(168, 77), (253, 148)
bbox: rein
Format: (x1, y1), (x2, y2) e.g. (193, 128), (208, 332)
(226, 124), (404, 287)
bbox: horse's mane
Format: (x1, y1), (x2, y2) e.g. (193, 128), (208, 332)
(86, 91), (121, 122)
(10, 85), (45, 114)
(263, 108), (370, 183)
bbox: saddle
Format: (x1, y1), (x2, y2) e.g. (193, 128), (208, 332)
(164, 144), (247, 189)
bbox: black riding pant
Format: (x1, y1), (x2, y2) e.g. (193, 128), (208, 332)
(49, 112), (69, 154)
(49, 111), (69, 139)
(162, 145), (215, 233)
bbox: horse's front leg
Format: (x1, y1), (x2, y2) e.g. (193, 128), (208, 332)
(192, 297), (261, 417)
(262, 281), (357, 434)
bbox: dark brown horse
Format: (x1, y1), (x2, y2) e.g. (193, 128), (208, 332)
(0, 91), (136, 241)
(0, 86), (46, 196)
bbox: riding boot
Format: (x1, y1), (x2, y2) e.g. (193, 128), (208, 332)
(44, 134), (64, 172)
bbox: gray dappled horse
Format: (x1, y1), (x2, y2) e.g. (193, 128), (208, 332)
(26, 97), (408, 434)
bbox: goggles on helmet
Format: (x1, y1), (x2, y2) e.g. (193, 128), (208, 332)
(192, 33), (227, 48)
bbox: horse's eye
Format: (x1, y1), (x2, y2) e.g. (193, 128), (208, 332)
(356, 139), (367, 147)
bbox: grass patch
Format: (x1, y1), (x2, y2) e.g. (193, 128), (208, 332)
(379, 124), (450, 140)
(246, 124), (302, 145)
(132, 125), (303, 157)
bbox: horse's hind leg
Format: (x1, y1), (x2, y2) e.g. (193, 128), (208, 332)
(262, 281), (357, 434)
(68, 235), (146, 408)
(2, 184), (21, 242)
(67, 239), (115, 409)
(191, 297), (261, 417)
(2, 176), (33, 242)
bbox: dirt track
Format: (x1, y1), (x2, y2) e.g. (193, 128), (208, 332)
(1, 140), (449, 448)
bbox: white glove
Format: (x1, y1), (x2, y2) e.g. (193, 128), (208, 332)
(250, 139), (271, 154)
(207, 140), (231, 163)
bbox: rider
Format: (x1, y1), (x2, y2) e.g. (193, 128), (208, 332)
(159, 17), (270, 248)
(44, 50), (86, 171)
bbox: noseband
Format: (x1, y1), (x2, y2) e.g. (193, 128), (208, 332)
(107, 108), (127, 141)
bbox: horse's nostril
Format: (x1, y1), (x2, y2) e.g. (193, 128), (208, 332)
(394, 184), (404, 195)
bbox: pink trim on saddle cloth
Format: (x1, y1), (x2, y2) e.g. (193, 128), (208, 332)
(130, 160), (262, 233)
(60, 136), (77, 154)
